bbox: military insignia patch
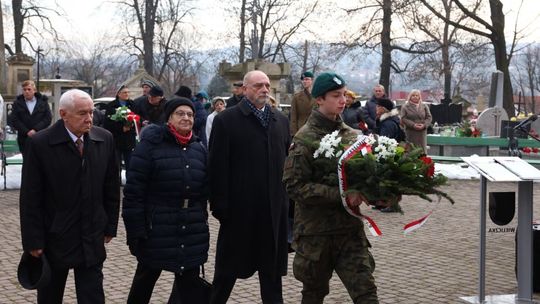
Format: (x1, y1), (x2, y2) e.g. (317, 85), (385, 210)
(333, 77), (342, 85)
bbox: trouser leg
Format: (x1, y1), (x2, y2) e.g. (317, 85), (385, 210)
(73, 263), (105, 304)
(37, 265), (69, 304)
(292, 236), (333, 304)
(259, 272), (284, 304)
(127, 263), (162, 304)
(210, 272), (236, 304)
(334, 235), (378, 304)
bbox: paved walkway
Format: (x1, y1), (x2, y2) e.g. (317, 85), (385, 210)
(1, 180), (540, 303)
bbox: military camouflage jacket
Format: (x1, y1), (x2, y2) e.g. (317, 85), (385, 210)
(283, 109), (366, 237)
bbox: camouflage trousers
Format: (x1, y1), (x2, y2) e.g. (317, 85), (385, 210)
(293, 233), (378, 304)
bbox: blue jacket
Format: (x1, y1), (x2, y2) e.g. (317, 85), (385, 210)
(122, 124), (209, 273)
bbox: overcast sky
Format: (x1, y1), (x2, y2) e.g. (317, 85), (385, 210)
(6, 0), (540, 51)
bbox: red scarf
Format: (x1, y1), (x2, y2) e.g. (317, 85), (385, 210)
(168, 123), (192, 146)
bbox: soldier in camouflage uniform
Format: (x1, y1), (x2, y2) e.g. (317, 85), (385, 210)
(283, 72), (378, 304)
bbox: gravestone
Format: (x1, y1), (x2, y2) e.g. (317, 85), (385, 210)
(476, 107), (508, 137)
(429, 103), (462, 125)
(488, 71), (504, 108)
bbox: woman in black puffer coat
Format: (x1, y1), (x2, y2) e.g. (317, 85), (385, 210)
(123, 97), (209, 304)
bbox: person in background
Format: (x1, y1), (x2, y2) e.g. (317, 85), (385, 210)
(290, 71), (315, 136)
(175, 86), (208, 147)
(267, 95), (281, 111)
(374, 98), (401, 140)
(283, 72), (378, 303)
(133, 85), (166, 127)
(123, 97), (209, 304)
(363, 84), (386, 132)
(104, 85), (137, 170)
(374, 98), (402, 213)
(7, 80), (52, 154)
(20, 89), (120, 303)
(342, 90), (368, 132)
(132, 79), (156, 110)
(400, 89), (432, 152)
(196, 90), (211, 112)
(206, 97), (226, 143)
(208, 70), (290, 304)
(226, 81), (244, 108)
(0, 94), (4, 139)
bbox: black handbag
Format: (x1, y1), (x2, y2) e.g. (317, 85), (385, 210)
(196, 265), (212, 303)
(168, 265), (212, 304)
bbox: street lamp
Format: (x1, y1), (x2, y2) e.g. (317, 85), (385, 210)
(36, 47), (44, 91)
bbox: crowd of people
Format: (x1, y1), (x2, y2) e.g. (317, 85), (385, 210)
(12, 70), (433, 303)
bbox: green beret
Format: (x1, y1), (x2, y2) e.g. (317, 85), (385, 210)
(301, 71), (314, 79)
(311, 72), (346, 98)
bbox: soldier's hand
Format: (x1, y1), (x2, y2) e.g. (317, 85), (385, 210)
(346, 192), (367, 207)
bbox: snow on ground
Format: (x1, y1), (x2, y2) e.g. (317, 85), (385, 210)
(2, 154), (127, 190)
(1, 153), (479, 191)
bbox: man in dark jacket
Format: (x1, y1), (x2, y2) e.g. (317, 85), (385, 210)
(208, 70), (290, 304)
(132, 79), (156, 110)
(225, 81), (243, 108)
(7, 80), (52, 154)
(132, 85), (166, 126)
(19, 89), (120, 303)
(363, 84), (386, 131)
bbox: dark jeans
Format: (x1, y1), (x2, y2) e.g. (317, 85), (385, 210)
(127, 263), (201, 304)
(37, 263), (104, 304)
(210, 272), (283, 304)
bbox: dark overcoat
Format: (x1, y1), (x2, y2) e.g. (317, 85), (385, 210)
(20, 120), (120, 268)
(7, 92), (52, 153)
(103, 98), (137, 151)
(208, 99), (290, 279)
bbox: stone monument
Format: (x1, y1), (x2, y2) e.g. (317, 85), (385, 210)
(219, 59), (290, 102)
(6, 53), (35, 96)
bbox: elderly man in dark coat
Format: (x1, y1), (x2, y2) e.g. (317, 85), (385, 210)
(208, 70), (290, 304)
(19, 89), (120, 303)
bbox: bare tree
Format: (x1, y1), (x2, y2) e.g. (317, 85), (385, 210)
(11, 0), (63, 54)
(118, 0), (193, 77)
(243, 0), (318, 62)
(341, 0), (439, 91)
(512, 45), (540, 113)
(418, 0), (522, 116)
(0, 0), (7, 92)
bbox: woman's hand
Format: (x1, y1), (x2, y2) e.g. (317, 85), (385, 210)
(414, 123), (424, 130)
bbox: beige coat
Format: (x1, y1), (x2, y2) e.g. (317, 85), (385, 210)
(400, 102), (432, 151)
(290, 89), (314, 136)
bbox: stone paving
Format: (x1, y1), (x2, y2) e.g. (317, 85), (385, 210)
(1, 180), (540, 303)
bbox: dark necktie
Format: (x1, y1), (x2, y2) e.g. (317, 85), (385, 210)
(75, 138), (83, 156)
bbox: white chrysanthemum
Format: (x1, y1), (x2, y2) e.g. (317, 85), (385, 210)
(314, 130), (343, 159)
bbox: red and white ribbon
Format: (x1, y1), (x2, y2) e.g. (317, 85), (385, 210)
(338, 136), (437, 236)
(338, 136), (383, 236)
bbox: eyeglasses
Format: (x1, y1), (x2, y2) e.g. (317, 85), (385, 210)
(173, 111), (194, 118)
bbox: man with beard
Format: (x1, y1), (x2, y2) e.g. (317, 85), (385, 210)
(208, 70), (290, 304)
